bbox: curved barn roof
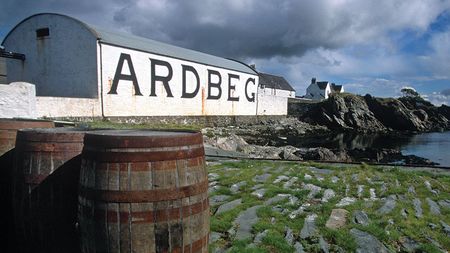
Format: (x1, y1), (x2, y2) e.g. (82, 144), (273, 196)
(2, 13), (258, 75)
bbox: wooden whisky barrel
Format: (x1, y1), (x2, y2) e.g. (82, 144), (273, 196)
(0, 118), (54, 155)
(0, 119), (54, 252)
(79, 130), (209, 253)
(12, 127), (86, 253)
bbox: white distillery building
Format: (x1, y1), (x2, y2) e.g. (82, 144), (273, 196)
(1, 13), (294, 118)
(304, 78), (344, 100)
(257, 72), (295, 115)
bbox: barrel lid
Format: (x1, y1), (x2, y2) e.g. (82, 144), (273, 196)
(84, 129), (203, 148)
(0, 118), (54, 130)
(16, 127), (88, 143)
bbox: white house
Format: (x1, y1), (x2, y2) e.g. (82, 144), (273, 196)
(257, 72), (296, 115)
(2, 13), (291, 118)
(304, 78), (344, 100)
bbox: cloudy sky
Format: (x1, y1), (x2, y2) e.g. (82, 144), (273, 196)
(1, 0), (450, 105)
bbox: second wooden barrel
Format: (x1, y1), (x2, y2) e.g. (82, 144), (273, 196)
(79, 130), (210, 253)
(0, 119), (54, 253)
(12, 127), (86, 253)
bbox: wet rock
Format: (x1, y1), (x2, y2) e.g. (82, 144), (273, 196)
(438, 199), (450, 209)
(230, 181), (247, 194)
(325, 209), (349, 229)
(304, 173), (313, 180)
(294, 242), (305, 253)
(413, 198), (423, 218)
(210, 232), (222, 243)
(350, 228), (390, 253)
(331, 176), (339, 183)
(300, 214), (318, 239)
(353, 210), (370, 226)
(208, 173), (220, 181)
(251, 189), (266, 199)
(319, 236), (330, 253)
(440, 221), (450, 236)
(426, 198), (441, 215)
(285, 226), (295, 245)
(304, 184), (322, 199)
(210, 195), (231, 206)
(369, 188), (377, 200)
(321, 189), (336, 203)
(357, 185), (365, 198)
(233, 205), (262, 240)
(273, 175), (290, 183)
(400, 208), (408, 218)
(254, 229), (268, 244)
(251, 184), (264, 190)
(336, 197), (356, 207)
(424, 181), (439, 195)
(377, 195), (397, 214)
(407, 186), (416, 195)
(265, 194), (290, 205)
(253, 173), (271, 183)
(380, 183), (388, 195)
(283, 177), (298, 189)
(399, 237), (420, 253)
(428, 223), (438, 230)
(216, 199), (242, 215)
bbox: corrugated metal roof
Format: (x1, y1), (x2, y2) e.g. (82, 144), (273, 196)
(259, 72), (295, 91)
(2, 13), (258, 76)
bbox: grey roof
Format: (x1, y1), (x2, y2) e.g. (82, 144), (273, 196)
(316, 81), (329, 90)
(259, 72), (295, 91)
(2, 13), (257, 75)
(331, 83), (343, 92)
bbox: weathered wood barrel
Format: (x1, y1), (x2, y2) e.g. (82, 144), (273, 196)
(79, 130), (209, 253)
(0, 118), (55, 155)
(12, 127), (86, 253)
(0, 119), (54, 252)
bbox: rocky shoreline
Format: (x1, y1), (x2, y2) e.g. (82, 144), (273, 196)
(203, 94), (450, 166)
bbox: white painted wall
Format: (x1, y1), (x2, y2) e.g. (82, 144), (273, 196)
(36, 97), (101, 118)
(0, 82), (37, 118)
(100, 44), (259, 116)
(257, 88), (294, 115)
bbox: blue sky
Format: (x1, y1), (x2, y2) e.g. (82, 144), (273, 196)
(1, 0), (450, 105)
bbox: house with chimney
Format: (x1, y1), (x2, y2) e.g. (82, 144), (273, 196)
(304, 77), (344, 100)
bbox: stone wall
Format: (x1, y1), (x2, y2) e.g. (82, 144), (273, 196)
(288, 98), (319, 117)
(0, 82), (37, 118)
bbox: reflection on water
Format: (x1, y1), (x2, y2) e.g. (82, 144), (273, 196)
(286, 131), (450, 166)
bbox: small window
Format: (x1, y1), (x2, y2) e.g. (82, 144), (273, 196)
(36, 28), (49, 38)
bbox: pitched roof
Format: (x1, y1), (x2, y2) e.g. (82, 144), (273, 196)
(331, 83), (343, 92)
(259, 72), (295, 91)
(2, 13), (258, 76)
(316, 81), (329, 90)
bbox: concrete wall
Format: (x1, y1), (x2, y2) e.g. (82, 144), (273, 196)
(36, 96), (101, 118)
(100, 44), (259, 116)
(257, 88), (294, 115)
(0, 82), (37, 118)
(2, 14), (98, 98)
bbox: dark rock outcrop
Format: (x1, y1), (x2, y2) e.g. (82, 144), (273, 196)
(300, 93), (449, 132)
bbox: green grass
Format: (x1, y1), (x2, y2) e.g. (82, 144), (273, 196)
(76, 119), (203, 131)
(208, 160), (450, 252)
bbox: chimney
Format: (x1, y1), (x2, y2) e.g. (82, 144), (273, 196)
(311, 77), (316, 84)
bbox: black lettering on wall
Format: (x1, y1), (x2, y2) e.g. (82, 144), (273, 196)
(245, 78), (256, 102)
(181, 65), (200, 98)
(207, 69), (222, 100)
(227, 74), (240, 101)
(108, 53), (142, 95)
(150, 58), (174, 97)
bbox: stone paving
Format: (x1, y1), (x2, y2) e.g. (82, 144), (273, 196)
(208, 161), (450, 252)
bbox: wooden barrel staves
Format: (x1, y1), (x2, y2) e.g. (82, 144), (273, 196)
(0, 119), (54, 253)
(12, 128), (86, 253)
(79, 130), (210, 253)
